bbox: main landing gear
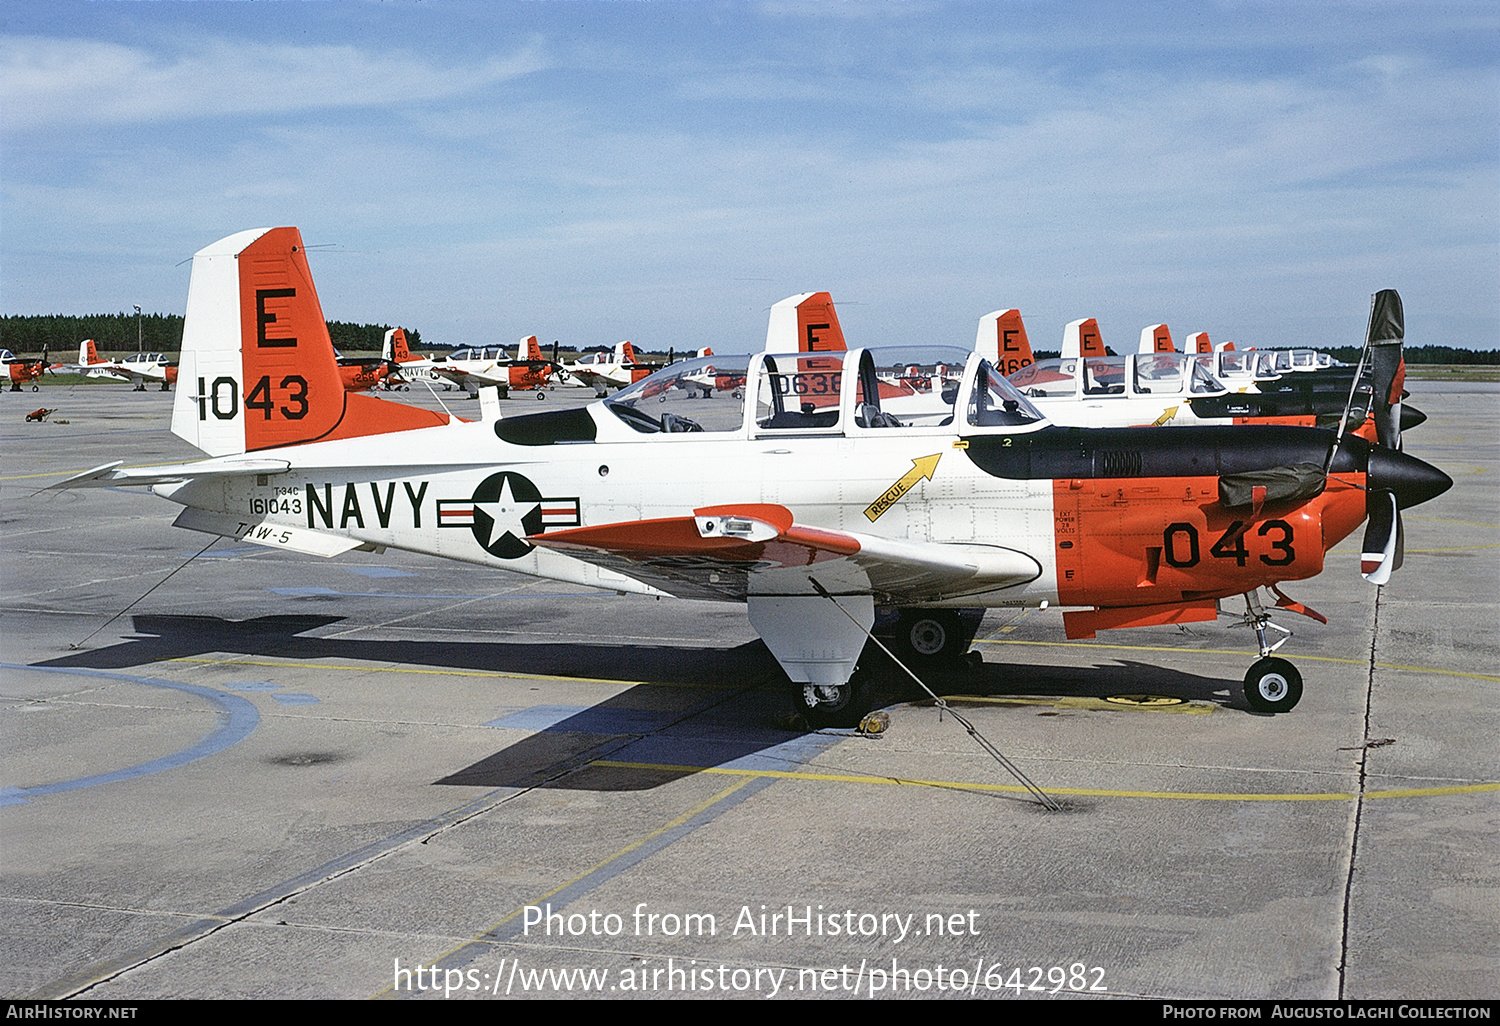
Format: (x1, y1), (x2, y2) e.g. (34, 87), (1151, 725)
(888, 608), (984, 670)
(792, 609), (984, 729)
(794, 667), (872, 729)
(1235, 590), (1304, 713)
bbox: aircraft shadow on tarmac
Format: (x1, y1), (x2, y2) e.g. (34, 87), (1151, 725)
(34, 614), (1238, 792)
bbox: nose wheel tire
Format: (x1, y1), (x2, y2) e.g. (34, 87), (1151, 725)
(1243, 657), (1303, 713)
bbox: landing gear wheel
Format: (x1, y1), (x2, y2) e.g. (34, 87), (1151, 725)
(893, 609), (966, 667)
(536, 390), (547, 400)
(794, 668), (872, 729)
(1243, 657), (1303, 713)
(32, 384), (40, 392)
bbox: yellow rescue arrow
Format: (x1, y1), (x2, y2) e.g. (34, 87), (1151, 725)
(864, 453), (941, 522)
(1152, 405), (1179, 426)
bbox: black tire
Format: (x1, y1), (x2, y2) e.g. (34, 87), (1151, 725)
(893, 609), (966, 667)
(536, 391), (547, 400)
(794, 669), (872, 729)
(1243, 657), (1303, 713)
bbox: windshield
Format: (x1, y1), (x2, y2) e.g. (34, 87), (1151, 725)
(604, 354), (750, 433)
(967, 360), (1047, 427)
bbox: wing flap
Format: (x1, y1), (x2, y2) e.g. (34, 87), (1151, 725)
(529, 503), (1040, 602)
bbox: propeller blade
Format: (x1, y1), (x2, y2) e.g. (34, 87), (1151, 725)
(1367, 289), (1405, 450)
(1393, 508), (1404, 574)
(1361, 488), (1399, 585)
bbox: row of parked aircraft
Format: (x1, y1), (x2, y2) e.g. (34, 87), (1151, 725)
(52, 226), (1449, 730)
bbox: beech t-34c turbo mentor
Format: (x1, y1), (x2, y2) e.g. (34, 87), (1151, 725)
(52, 228), (1451, 722)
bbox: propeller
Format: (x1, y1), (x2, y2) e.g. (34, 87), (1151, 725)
(1342, 290), (1422, 585)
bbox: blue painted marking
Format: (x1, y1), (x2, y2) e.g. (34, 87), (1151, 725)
(485, 705), (672, 734)
(225, 681), (281, 691)
(0, 664), (260, 806)
(608, 728), (843, 774)
(271, 693), (320, 706)
(340, 566), (415, 579)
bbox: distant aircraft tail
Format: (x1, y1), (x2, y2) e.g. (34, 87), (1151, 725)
(171, 227), (447, 457)
(765, 292), (848, 353)
(616, 340), (639, 363)
(975, 309), (1034, 375)
(1186, 331), (1213, 354)
(79, 339), (99, 365)
(382, 327), (417, 364)
(520, 335), (544, 362)
(1062, 318), (1106, 358)
(1140, 324), (1174, 354)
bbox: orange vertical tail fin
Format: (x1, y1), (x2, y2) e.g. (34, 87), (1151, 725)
(765, 292), (848, 353)
(1062, 318), (1105, 358)
(1140, 323), (1174, 354)
(975, 309), (1034, 375)
(172, 227), (447, 456)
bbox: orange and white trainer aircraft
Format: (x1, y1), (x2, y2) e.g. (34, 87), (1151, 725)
(53, 228), (1451, 723)
(563, 340), (658, 395)
(428, 334), (558, 397)
(2, 348), (51, 391)
(335, 327), (428, 392)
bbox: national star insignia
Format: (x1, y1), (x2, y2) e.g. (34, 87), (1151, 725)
(474, 477), (538, 547)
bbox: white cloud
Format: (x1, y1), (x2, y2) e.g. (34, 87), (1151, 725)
(0, 34), (548, 132)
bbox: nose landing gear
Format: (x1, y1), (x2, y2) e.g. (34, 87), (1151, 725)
(1233, 590), (1311, 713)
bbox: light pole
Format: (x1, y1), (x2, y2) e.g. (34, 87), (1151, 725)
(134, 305), (142, 352)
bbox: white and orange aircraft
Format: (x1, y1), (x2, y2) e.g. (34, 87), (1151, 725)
(563, 341), (658, 395)
(986, 311), (1422, 436)
(2, 348), (51, 391)
(65, 340), (178, 390)
(54, 228), (1450, 725)
(428, 334), (558, 398)
(334, 327), (428, 392)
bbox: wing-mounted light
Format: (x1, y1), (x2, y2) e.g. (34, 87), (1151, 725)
(695, 512), (779, 543)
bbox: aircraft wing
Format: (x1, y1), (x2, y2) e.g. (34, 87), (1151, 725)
(47, 458), (294, 489)
(431, 364), (509, 389)
(529, 503), (1040, 603)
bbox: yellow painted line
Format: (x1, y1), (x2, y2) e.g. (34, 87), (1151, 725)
(1404, 543), (1500, 552)
(971, 639), (1500, 684)
(940, 694), (1214, 714)
(1406, 516), (1500, 529)
(592, 760), (1500, 803)
(370, 775), (757, 998)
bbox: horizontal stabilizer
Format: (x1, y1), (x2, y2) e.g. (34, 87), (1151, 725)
(48, 458), (291, 490)
(172, 507), (363, 558)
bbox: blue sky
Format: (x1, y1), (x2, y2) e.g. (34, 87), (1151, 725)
(3, 1), (1496, 352)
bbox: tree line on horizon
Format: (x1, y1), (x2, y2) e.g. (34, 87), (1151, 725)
(0, 313), (420, 356)
(2, 312), (1496, 363)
